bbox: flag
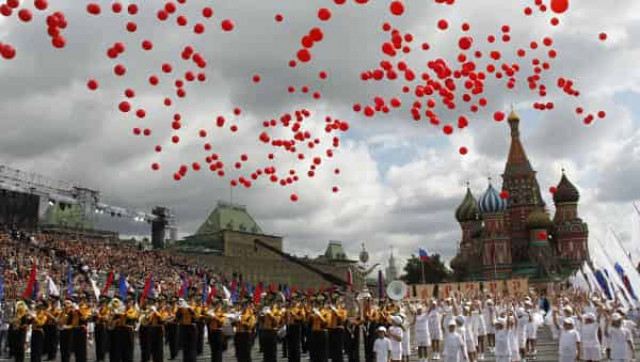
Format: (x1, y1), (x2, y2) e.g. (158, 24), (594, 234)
(0, 274), (4, 301)
(31, 279), (40, 300)
(594, 269), (613, 300)
(253, 282), (263, 305)
(614, 262), (637, 300)
(46, 275), (59, 298)
(140, 275), (154, 305)
(419, 248), (430, 262)
(118, 274), (127, 298)
(202, 277), (208, 304)
(178, 276), (188, 299)
(222, 285), (231, 300)
(67, 264), (73, 297)
(102, 272), (114, 296)
(377, 269), (385, 299)
(90, 278), (100, 301)
(206, 285), (218, 305)
(22, 261), (37, 299)
(283, 285), (291, 299)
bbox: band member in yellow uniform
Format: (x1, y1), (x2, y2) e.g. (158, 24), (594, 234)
(287, 293), (307, 362)
(166, 297), (180, 360)
(176, 297), (197, 362)
(206, 298), (227, 362)
(31, 302), (49, 362)
(138, 300), (152, 362)
(363, 296), (380, 362)
(11, 300), (30, 362)
(260, 298), (282, 362)
(308, 293), (331, 362)
(195, 301), (206, 357)
(107, 297), (124, 362)
(60, 296), (89, 362)
(140, 297), (165, 362)
(93, 297), (110, 362)
(233, 298), (256, 362)
(43, 299), (60, 361)
(328, 295), (348, 362)
(58, 299), (73, 362)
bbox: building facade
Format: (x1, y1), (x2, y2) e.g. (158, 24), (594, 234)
(175, 201), (361, 290)
(450, 111), (589, 281)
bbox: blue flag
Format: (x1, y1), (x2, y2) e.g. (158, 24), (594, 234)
(202, 277), (208, 304)
(31, 279), (39, 300)
(419, 248), (429, 261)
(594, 269), (612, 300)
(283, 285), (290, 299)
(67, 264), (73, 297)
(118, 274), (127, 298)
(0, 274), (4, 301)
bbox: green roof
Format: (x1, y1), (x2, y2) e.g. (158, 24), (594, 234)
(324, 241), (348, 260)
(195, 201), (263, 235)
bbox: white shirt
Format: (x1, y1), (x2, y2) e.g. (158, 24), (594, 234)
(607, 326), (633, 360)
(494, 328), (511, 358)
(388, 326), (403, 358)
(579, 322), (600, 348)
(415, 313), (430, 337)
(559, 328), (580, 360)
(374, 337), (391, 362)
(443, 331), (467, 362)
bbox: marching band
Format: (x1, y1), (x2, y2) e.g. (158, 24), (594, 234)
(1, 288), (638, 362)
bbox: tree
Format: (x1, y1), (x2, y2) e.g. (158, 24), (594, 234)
(400, 254), (451, 284)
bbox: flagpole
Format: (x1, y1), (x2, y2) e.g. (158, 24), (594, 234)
(420, 259), (426, 284)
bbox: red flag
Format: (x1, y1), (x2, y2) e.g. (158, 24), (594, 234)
(101, 272), (114, 295)
(140, 275), (153, 305)
(206, 285), (218, 305)
(253, 282), (263, 305)
(269, 284), (277, 292)
(346, 270), (353, 291)
(22, 261), (37, 299)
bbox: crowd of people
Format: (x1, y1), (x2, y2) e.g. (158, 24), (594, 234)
(0, 228), (639, 362)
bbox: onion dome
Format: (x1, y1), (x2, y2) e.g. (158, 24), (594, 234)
(553, 172), (580, 204)
(478, 183), (507, 214)
(527, 208), (552, 229)
(455, 188), (481, 222)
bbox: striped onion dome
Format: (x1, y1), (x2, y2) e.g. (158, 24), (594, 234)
(455, 188), (481, 222)
(553, 172), (580, 204)
(478, 183), (507, 214)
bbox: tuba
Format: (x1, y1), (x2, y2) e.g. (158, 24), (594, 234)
(386, 280), (408, 301)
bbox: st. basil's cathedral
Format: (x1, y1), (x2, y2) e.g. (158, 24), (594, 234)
(450, 111), (589, 281)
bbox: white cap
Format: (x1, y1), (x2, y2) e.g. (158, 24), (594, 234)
(563, 318), (575, 325)
(494, 318), (506, 326)
(391, 316), (402, 325)
(455, 315), (465, 325)
(584, 312), (596, 321)
(448, 320), (456, 327)
(377, 326), (387, 332)
(563, 305), (573, 313)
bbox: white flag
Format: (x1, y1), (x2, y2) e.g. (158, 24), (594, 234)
(47, 275), (59, 298)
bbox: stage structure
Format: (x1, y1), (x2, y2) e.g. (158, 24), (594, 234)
(0, 164), (177, 246)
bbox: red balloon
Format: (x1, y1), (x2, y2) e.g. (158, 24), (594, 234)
(202, 7), (213, 18)
(155, 145), (162, 152)
(550, 0), (569, 14)
(87, 79), (99, 90)
(162, 63), (172, 73)
(549, 186), (557, 194)
(221, 19), (234, 31)
(118, 101), (131, 113)
(597, 110), (606, 119)
(0, 44), (16, 59)
(290, 194), (299, 202)
(275, 13), (283, 22)
(297, 49), (311, 62)
(125, 89), (135, 98)
(17, 8), (32, 21)
(459, 146), (468, 155)
(112, 2), (123, 13)
(194, 23), (205, 34)
(51, 35), (66, 49)
(141, 40), (153, 50)
(114, 64), (126, 76)
(151, 163), (160, 171)
(127, 3), (138, 15)
(136, 109), (146, 118)
(86, 3), (101, 15)
(443, 125), (453, 135)
(437, 19), (448, 30)
(389, 1), (404, 16)
(500, 190), (509, 199)
(34, 0), (48, 11)
(252, 74), (261, 83)
(143, 128), (151, 136)
(493, 111), (505, 122)
(126, 21), (137, 32)
(317, 8), (331, 21)
(176, 15), (188, 26)
(149, 75), (159, 86)
(599, 32), (607, 41)
(458, 36), (473, 50)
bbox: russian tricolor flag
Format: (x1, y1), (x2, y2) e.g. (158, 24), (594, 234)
(419, 248), (430, 261)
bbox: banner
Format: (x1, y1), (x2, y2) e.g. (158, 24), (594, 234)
(506, 278), (528, 296)
(460, 282), (480, 296)
(439, 283), (459, 298)
(484, 280), (505, 296)
(414, 284), (435, 300)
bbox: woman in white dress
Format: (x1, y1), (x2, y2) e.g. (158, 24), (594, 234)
(414, 305), (431, 362)
(472, 301), (486, 361)
(389, 316), (404, 362)
(508, 315), (521, 362)
(483, 299), (495, 352)
(456, 315), (475, 362)
(400, 313), (411, 362)
(580, 312), (602, 362)
(429, 300), (443, 360)
(493, 318), (511, 362)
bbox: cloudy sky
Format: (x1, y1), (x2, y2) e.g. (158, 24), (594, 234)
(1, 0), (640, 274)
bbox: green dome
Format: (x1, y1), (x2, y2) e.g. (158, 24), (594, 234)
(455, 188), (481, 222)
(527, 208), (551, 229)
